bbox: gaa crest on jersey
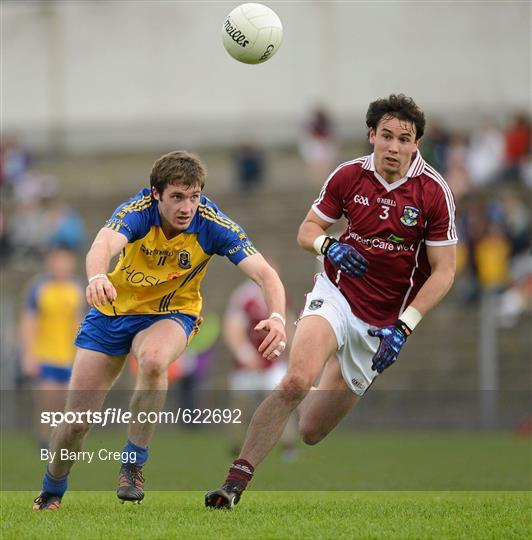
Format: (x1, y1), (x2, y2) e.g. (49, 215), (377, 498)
(178, 250), (191, 269)
(400, 206), (419, 227)
(308, 299), (324, 311)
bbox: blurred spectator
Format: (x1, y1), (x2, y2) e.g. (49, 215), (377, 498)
(503, 113), (531, 182)
(457, 184), (530, 305)
(299, 105), (338, 185)
(421, 119), (450, 174)
(6, 194), (50, 265)
(498, 252), (532, 328)
(18, 246), (85, 447)
(0, 208), (9, 262)
(0, 135), (31, 190)
(521, 154), (532, 188)
(6, 191), (86, 266)
(499, 190), (530, 256)
(223, 276), (297, 460)
(474, 220), (511, 291)
(45, 200), (86, 253)
(11, 171), (57, 203)
(4, 170), (54, 264)
(457, 198), (486, 302)
(445, 134), (470, 201)
(233, 142), (265, 192)
(467, 118), (505, 188)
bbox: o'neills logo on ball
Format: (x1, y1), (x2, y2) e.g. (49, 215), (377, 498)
(259, 44), (274, 61)
(224, 17), (249, 48)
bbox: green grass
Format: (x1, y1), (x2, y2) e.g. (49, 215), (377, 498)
(2, 430), (531, 537)
(1, 491), (530, 539)
(1, 429), (530, 491)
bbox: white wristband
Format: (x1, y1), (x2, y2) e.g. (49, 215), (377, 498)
(313, 235), (327, 255)
(88, 273), (109, 285)
(270, 312), (286, 326)
(399, 306), (423, 331)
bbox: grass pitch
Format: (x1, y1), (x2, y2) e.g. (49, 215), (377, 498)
(2, 430), (530, 491)
(1, 430), (530, 538)
(2, 490), (530, 539)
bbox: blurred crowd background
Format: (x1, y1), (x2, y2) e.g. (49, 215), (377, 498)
(1, 2), (530, 432)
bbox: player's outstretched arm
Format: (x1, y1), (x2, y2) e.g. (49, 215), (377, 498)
(297, 209), (368, 277)
(369, 244), (456, 373)
(236, 254), (287, 362)
(85, 227), (128, 307)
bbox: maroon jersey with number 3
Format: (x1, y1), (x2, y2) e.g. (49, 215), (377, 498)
(312, 151), (457, 326)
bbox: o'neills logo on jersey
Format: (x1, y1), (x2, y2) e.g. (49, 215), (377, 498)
(377, 197), (396, 207)
(140, 245), (175, 257)
(224, 18), (250, 48)
(354, 194), (370, 206)
(348, 231), (415, 252)
(351, 378), (365, 390)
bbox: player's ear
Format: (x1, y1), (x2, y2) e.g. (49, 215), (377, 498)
(152, 186), (160, 201)
(368, 128), (376, 144)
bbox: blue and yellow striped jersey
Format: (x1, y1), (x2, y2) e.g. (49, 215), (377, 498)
(99, 189), (258, 317)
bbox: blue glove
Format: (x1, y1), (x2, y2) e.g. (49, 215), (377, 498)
(368, 321), (411, 373)
(322, 238), (368, 277)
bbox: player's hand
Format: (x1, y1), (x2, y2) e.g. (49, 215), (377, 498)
(86, 275), (117, 307)
(368, 322), (410, 373)
(254, 317), (287, 362)
(324, 240), (368, 277)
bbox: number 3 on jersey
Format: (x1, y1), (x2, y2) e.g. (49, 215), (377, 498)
(379, 205), (390, 220)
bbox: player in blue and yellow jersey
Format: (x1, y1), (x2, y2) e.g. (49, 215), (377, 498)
(20, 246), (84, 447)
(33, 150), (287, 510)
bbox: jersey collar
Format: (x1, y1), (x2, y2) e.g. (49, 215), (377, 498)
(362, 150), (426, 192)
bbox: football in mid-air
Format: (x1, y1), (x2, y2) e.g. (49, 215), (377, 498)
(222, 3), (283, 64)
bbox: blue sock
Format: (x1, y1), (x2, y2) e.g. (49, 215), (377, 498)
(42, 467), (68, 497)
(122, 439), (148, 466)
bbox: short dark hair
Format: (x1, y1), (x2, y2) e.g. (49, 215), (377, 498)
(366, 94), (426, 141)
(150, 150), (206, 195)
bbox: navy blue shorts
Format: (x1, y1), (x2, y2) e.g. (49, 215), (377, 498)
(40, 364), (72, 383)
(75, 308), (198, 357)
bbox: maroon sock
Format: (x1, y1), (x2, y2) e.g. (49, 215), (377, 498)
(225, 459), (254, 490)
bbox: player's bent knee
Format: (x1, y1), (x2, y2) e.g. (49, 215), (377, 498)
(298, 423), (327, 446)
(277, 373), (312, 404)
(64, 419), (91, 439)
(137, 351), (168, 379)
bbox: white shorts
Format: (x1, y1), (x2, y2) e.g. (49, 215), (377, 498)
(229, 361), (288, 392)
(299, 273), (380, 396)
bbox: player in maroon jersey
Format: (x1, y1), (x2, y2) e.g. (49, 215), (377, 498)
(206, 94), (457, 509)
